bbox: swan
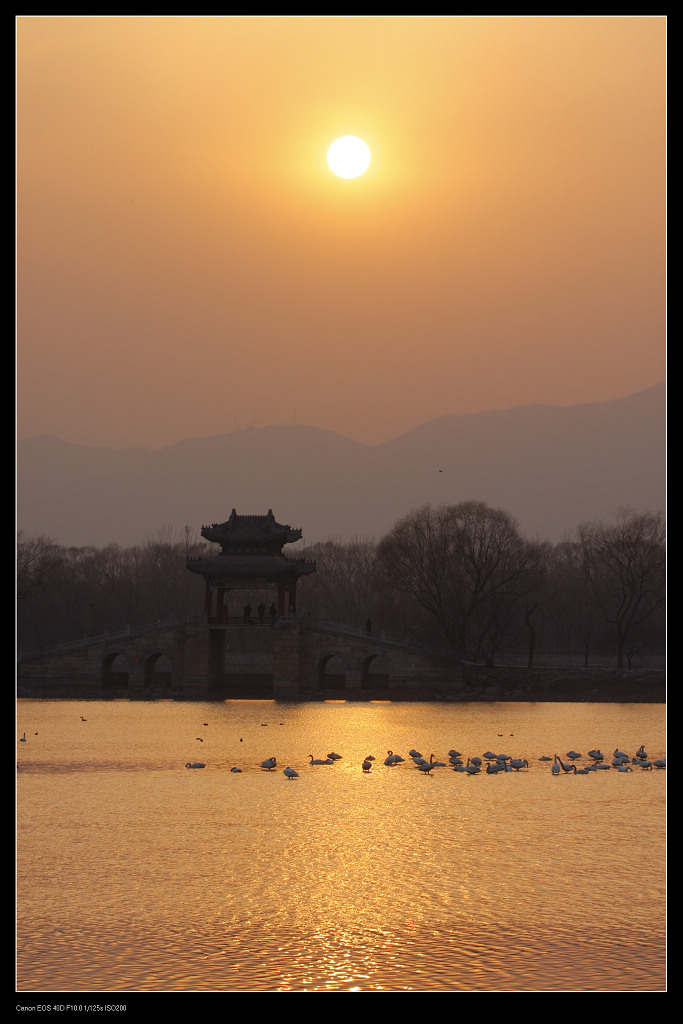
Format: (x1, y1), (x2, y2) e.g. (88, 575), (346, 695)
(566, 751), (582, 760)
(230, 767), (242, 773)
(555, 754), (576, 773)
(362, 759), (373, 772)
(364, 754), (375, 761)
(327, 752), (342, 760)
(510, 759), (529, 771)
(588, 749), (604, 762)
(19, 733), (26, 742)
(574, 766), (590, 774)
(614, 748), (629, 759)
(283, 767), (299, 779)
(448, 749), (462, 758)
(416, 755), (436, 775)
(261, 757), (277, 770)
(409, 750), (423, 758)
(384, 751), (404, 765)
(637, 745), (648, 759)
(551, 756), (561, 775)
(308, 754), (333, 765)
(185, 762), (205, 769)
(470, 756), (482, 767)
(483, 751), (497, 760)
(654, 759), (666, 769)
(486, 761), (506, 774)
(616, 764), (633, 772)
(637, 760), (653, 770)
(539, 755), (553, 761)
(464, 758), (481, 775)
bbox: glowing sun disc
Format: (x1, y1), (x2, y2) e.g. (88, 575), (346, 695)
(327, 136), (371, 178)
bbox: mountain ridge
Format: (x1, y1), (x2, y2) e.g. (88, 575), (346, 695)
(17, 384), (665, 549)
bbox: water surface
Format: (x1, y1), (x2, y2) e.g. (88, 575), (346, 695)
(16, 699), (666, 992)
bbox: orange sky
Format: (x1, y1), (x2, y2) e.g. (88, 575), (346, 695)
(16, 16), (666, 449)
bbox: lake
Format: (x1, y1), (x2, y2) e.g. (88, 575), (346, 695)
(16, 698), (666, 993)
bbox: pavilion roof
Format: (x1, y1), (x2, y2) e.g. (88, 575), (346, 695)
(186, 554), (317, 582)
(200, 508), (303, 551)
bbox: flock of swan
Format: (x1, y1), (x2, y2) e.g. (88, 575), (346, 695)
(184, 744), (665, 776)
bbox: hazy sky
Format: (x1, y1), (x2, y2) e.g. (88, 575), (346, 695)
(17, 16), (666, 450)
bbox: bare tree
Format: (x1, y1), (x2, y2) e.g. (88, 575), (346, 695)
(578, 508), (665, 669)
(377, 502), (542, 662)
(16, 533), (62, 600)
(545, 538), (602, 666)
(297, 538), (380, 628)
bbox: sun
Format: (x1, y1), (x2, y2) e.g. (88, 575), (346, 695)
(327, 136), (371, 179)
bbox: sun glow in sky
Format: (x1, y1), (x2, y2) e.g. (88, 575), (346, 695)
(16, 16), (666, 450)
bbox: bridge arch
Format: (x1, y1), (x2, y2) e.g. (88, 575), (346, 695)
(360, 652), (392, 691)
(316, 651), (351, 691)
(100, 650), (132, 690)
(142, 649), (174, 689)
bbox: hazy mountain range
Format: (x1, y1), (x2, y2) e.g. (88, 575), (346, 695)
(17, 384), (665, 550)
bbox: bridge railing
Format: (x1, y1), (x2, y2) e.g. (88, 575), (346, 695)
(17, 614), (204, 662)
(17, 614), (455, 664)
(302, 618), (453, 658)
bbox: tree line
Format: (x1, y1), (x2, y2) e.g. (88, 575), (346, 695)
(17, 503), (665, 670)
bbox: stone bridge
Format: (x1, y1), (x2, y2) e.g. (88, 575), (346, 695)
(17, 616), (464, 700)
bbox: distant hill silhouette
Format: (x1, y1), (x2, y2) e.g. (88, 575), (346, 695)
(17, 384), (665, 550)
